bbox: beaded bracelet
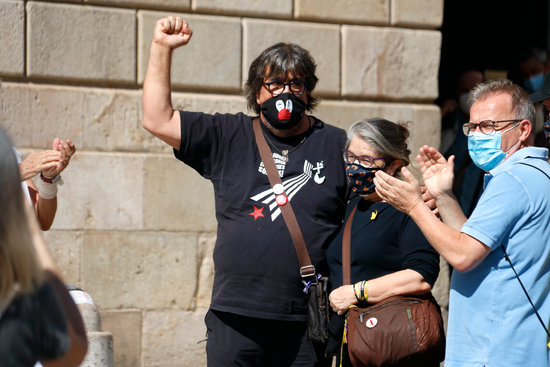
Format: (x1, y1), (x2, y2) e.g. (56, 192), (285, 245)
(352, 283), (360, 302)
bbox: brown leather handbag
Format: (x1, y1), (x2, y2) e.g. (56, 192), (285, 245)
(342, 205), (445, 367)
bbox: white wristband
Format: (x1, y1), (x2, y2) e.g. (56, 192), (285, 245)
(35, 177), (58, 199)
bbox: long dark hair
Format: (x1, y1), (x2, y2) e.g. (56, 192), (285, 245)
(244, 42), (319, 114)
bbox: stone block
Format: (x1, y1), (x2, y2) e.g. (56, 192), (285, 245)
(376, 103), (441, 158)
(193, 0), (292, 17)
(143, 154), (217, 232)
(26, 2), (136, 83)
(342, 26), (441, 100)
(295, 0), (389, 25)
(62, 0), (190, 10)
(196, 234), (216, 308)
(314, 99), (382, 131)
(101, 309), (142, 367)
(0, 82), (165, 153)
(0, 1), (24, 76)
(81, 231), (198, 309)
(391, 0), (444, 28)
(41, 230), (82, 285)
(314, 99), (441, 175)
(42, 152), (145, 230)
(172, 91), (248, 114)
(243, 19), (340, 97)
(143, 309), (207, 367)
(138, 11), (242, 91)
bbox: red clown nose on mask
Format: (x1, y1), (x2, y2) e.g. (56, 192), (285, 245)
(261, 93), (306, 130)
(277, 99), (292, 120)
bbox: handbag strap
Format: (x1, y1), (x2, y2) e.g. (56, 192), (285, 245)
(342, 203), (358, 285)
(252, 118), (315, 279)
(503, 161), (550, 343)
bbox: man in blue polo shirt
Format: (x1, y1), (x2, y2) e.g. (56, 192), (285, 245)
(374, 79), (550, 366)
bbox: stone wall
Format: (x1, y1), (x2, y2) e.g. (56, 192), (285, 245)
(0, 1), (445, 366)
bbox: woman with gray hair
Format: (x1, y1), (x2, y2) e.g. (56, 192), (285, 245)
(0, 127), (87, 366)
(325, 118), (441, 366)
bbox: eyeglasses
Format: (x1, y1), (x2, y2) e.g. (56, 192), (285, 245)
(462, 119), (522, 136)
(342, 149), (385, 168)
(263, 80), (306, 96)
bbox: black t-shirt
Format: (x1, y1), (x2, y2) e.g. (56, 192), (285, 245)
(327, 196), (440, 289)
(175, 111), (349, 321)
(0, 282), (70, 367)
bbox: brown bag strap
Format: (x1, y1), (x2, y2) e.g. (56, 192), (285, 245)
(342, 203), (358, 285)
(252, 118), (315, 278)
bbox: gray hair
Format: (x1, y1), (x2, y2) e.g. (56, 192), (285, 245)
(346, 118), (411, 167)
(0, 127), (43, 300)
(470, 79), (535, 128)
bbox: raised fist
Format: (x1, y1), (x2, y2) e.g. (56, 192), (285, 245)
(153, 16), (193, 50)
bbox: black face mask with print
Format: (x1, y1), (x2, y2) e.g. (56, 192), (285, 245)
(346, 163), (382, 195)
(260, 93), (306, 130)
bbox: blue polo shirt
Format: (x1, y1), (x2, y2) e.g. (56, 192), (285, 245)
(445, 147), (550, 366)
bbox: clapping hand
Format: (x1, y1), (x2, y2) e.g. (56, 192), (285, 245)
(417, 145), (454, 199)
(42, 139), (76, 179)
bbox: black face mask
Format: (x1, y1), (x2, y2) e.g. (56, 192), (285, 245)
(346, 163), (381, 195)
(260, 93), (306, 130)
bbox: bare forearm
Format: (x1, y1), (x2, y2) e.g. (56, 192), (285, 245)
(366, 269), (431, 303)
(330, 270), (431, 313)
(36, 196), (57, 230)
(408, 202), (488, 272)
(435, 192), (468, 230)
(142, 43), (180, 147)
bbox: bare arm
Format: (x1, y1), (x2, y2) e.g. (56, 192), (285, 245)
(27, 180), (57, 231)
(142, 16), (193, 150)
(329, 269), (431, 314)
(22, 139), (76, 230)
(374, 168), (491, 272)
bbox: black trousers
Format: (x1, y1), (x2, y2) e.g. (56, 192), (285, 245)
(205, 309), (331, 367)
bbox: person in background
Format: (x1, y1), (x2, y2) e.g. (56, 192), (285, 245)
(529, 72), (550, 148)
(508, 48), (547, 93)
(440, 69), (485, 217)
(374, 79), (550, 367)
(142, 16), (348, 366)
(0, 127), (87, 367)
(15, 138), (76, 230)
(326, 118), (441, 366)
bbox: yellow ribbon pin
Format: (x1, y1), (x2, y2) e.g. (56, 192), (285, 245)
(370, 210), (378, 221)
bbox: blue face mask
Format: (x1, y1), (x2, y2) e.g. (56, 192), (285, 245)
(346, 163), (381, 195)
(524, 72), (545, 92)
(467, 123), (519, 171)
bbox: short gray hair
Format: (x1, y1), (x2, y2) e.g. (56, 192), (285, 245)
(470, 79), (535, 128)
(346, 118), (411, 167)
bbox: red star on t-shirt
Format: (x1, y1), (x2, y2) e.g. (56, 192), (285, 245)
(249, 206), (265, 221)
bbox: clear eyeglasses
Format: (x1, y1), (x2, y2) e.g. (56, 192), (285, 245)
(342, 149), (385, 168)
(462, 119), (522, 136)
(263, 80), (306, 96)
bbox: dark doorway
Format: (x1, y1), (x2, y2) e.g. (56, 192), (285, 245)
(438, 0), (550, 101)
